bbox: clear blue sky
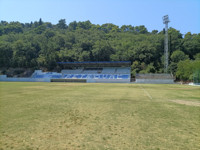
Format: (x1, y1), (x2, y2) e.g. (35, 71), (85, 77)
(0, 0), (200, 34)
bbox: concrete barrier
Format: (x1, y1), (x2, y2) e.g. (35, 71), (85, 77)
(0, 75), (50, 82)
(0, 75), (130, 83)
(135, 79), (174, 84)
(87, 78), (130, 83)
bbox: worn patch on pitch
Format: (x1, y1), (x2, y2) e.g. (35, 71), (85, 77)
(171, 100), (200, 107)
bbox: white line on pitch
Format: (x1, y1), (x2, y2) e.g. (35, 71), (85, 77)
(139, 85), (152, 100)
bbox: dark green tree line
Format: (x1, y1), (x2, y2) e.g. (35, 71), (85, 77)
(0, 19), (200, 80)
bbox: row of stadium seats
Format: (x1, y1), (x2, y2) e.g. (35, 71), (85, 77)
(32, 71), (62, 78)
(33, 74), (62, 78)
(31, 69), (130, 80)
(116, 68), (130, 74)
(61, 69), (82, 74)
(61, 67), (130, 74)
(101, 68), (116, 74)
(33, 73), (129, 79)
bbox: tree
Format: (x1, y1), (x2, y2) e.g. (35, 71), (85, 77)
(168, 28), (182, 53)
(39, 18), (43, 26)
(194, 53), (200, 60)
(12, 40), (37, 67)
(92, 41), (113, 61)
(77, 20), (92, 30)
(151, 30), (158, 34)
(183, 32), (200, 59)
(169, 50), (189, 74)
(121, 25), (134, 32)
(170, 50), (189, 63)
(44, 29), (55, 39)
(79, 51), (90, 61)
(145, 63), (156, 73)
(0, 42), (13, 67)
(57, 19), (67, 29)
(3, 22), (23, 34)
(131, 61), (140, 77)
(132, 41), (157, 64)
(68, 21), (77, 31)
(134, 25), (148, 34)
(176, 60), (200, 81)
(34, 25), (46, 34)
(101, 23), (119, 33)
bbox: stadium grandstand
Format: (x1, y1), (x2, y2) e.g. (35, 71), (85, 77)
(0, 61), (131, 83)
(54, 61), (131, 83)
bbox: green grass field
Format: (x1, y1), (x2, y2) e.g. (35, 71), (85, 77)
(0, 82), (200, 150)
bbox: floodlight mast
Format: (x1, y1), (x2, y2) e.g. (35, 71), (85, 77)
(163, 15), (170, 73)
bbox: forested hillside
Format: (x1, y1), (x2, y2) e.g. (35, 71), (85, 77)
(0, 19), (200, 80)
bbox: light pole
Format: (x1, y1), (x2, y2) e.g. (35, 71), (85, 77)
(163, 15), (170, 73)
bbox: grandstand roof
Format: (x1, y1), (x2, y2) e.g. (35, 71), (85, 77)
(57, 61), (131, 67)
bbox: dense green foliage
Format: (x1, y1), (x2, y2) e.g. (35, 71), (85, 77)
(0, 19), (200, 80)
(176, 60), (200, 81)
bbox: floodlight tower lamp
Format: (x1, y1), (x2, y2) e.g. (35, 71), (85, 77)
(163, 15), (170, 73)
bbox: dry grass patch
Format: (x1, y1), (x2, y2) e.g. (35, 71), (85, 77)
(0, 82), (200, 149)
(171, 100), (200, 106)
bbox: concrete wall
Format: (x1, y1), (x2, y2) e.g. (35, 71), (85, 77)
(0, 75), (50, 82)
(135, 79), (174, 84)
(87, 78), (130, 83)
(51, 78), (86, 82)
(0, 75), (130, 83)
